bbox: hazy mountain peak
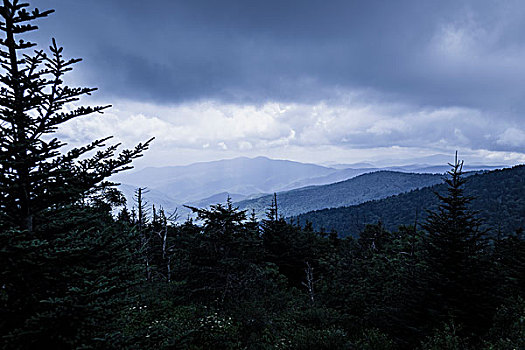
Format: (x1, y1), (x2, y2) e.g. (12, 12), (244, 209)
(114, 156), (336, 203)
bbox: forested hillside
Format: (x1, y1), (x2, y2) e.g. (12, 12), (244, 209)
(114, 155), (507, 222)
(296, 165), (525, 237)
(237, 171), (444, 218)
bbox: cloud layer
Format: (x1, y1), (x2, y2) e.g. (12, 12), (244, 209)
(30, 0), (525, 165)
(56, 97), (525, 167)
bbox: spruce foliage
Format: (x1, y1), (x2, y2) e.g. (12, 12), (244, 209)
(421, 154), (496, 338)
(0, 1), (150, 347)
(0, 0), (152, 232)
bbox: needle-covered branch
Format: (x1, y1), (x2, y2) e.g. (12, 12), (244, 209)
(0, 0), (153, 231)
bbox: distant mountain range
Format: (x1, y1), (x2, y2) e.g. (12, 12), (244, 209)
(114, 156), (337, 218)
(111, 156), (510, 220)
(114, 156), (333, 202)
(295, 165), (525, 237)
(237, 171), (445, 219)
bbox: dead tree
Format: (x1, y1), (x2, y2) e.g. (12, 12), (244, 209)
(302, 261), (315, 304)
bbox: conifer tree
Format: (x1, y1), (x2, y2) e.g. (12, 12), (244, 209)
(0, 0), (152, 232)
(421, 153), (496, 339)
(0, 1), (151, 346)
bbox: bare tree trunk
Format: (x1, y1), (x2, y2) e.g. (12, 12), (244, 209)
(136, 187), (151, 281)
(167, 256), (172, 283)
(302, 261), (315, 304)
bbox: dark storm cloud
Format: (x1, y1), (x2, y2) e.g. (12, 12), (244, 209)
(28, 0), (525, 112)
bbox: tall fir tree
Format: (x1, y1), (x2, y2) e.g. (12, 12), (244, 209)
(0, 1), (151, 347)
(421, 153), (497, 340)
(0, 0), (152, 233)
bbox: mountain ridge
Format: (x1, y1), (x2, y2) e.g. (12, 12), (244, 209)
(236, 170), (445, 219)
(113, 156), (512, 222)
(294, 165), (525, 237)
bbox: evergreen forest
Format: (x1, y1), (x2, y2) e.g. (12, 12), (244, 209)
(296, 165), (525, 237)
(0, 1), (524, 349)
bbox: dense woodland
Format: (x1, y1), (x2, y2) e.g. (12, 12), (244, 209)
(0, 1), (524, 349)
(296, 165), (525, 237)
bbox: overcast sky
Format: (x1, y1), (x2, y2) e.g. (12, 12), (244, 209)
(29, 0), (525, 167)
